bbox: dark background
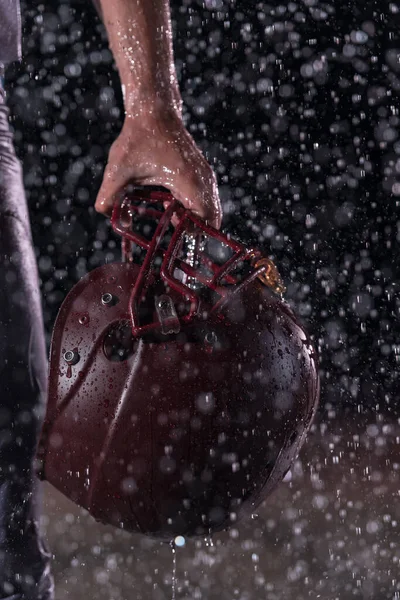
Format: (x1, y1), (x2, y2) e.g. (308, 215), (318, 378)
(3, 2), (400, 598)
(6, 0), (400, 422)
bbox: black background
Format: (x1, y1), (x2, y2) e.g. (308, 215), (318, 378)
(5, 0), (400, 422)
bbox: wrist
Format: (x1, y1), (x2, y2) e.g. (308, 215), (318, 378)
(123, 82), (182, 122)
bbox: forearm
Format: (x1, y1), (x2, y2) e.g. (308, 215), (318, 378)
(97, 0), (181, 117)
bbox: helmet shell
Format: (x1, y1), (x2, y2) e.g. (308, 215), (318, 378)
(38, 260), (319, 540)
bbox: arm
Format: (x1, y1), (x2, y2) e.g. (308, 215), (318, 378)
(95, 0), (181, 116)
(95, 0), (221, 228)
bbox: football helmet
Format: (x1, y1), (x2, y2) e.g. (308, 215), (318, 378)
(37, 187), (319, 540)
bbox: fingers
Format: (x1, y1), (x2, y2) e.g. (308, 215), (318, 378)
(183, 173), (222, 230)
(149, 176), (221, 229)
(160, 165), (222, 229)
(95, 124), (222, 228)
(96, 161), (222, 228)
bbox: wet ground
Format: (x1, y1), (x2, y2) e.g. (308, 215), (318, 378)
(41, 414), (400, 600)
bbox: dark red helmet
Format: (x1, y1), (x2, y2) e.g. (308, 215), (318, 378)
(37, 188), (319, 540)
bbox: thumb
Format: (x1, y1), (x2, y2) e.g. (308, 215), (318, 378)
(95, 162), (127, 216)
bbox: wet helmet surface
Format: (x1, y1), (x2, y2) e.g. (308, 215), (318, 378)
(37, 188), (319, 540)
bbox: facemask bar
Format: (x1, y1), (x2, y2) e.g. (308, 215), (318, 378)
(111, 188), (284, 337)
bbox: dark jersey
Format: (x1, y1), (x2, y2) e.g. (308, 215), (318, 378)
(0, 0), (21, 63)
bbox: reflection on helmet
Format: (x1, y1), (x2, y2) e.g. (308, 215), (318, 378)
(37, 187), (319, 540)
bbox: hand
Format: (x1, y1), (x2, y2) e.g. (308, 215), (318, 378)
(95, 109), (222, 229)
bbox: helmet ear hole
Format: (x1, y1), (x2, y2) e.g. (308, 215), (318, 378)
(103, 321), (136, 362)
